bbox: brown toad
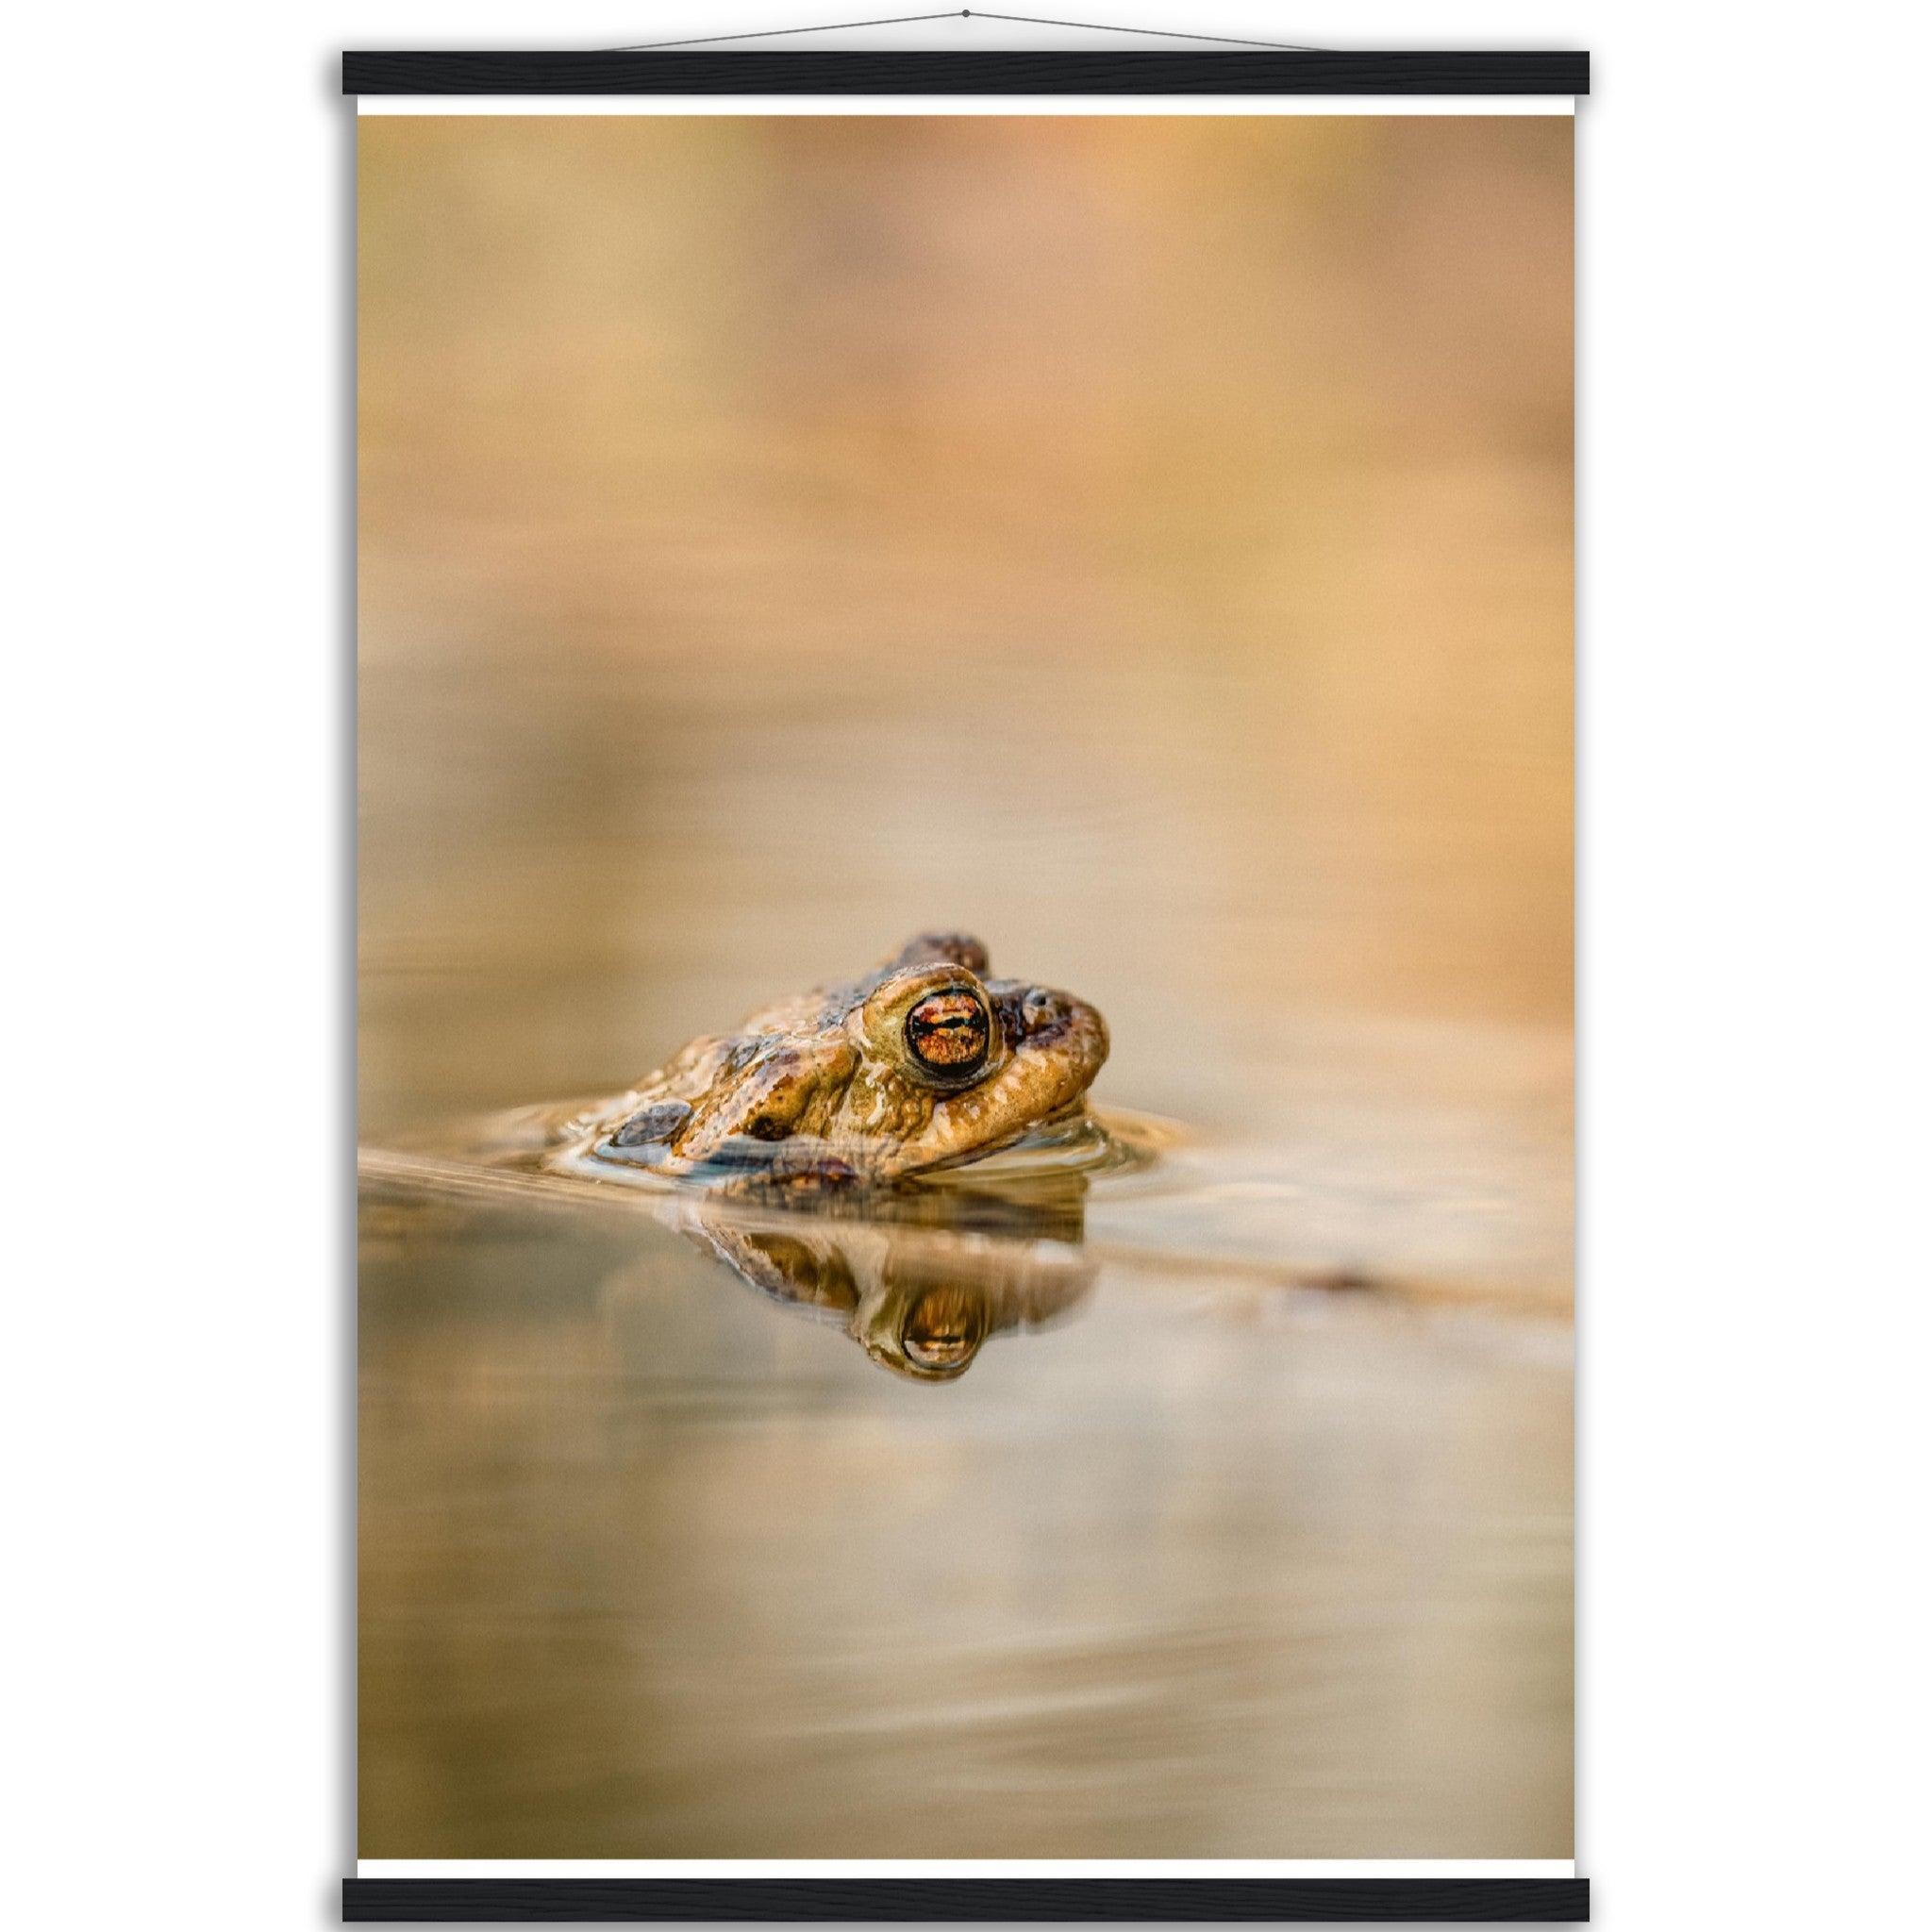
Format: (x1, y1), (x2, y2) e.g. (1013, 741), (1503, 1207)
(551, 933), (1108, 1191)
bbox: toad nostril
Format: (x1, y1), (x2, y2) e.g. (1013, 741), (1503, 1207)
(1021, 988), (1068, 1035)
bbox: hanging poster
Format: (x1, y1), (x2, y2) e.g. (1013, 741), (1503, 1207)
(349, 36), (1588, 1924)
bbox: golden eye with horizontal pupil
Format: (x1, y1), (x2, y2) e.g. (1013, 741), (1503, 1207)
(904, 989), (990, 1074)
(902, 1286), (987, 1371)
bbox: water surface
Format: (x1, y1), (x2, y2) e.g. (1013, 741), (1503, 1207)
(359, 1160), (1571, 1857)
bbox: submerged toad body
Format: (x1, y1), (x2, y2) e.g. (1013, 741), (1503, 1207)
(553, 934), (1108, 1191)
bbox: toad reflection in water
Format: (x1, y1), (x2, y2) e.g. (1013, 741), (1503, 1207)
(642, 1179), (1098, 1380)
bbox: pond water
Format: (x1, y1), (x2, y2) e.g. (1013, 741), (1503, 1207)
(357, 110), (1573, 1857)
(359, 1143), (1571, 1857)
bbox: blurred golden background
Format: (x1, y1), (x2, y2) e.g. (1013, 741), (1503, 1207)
(358, 111), (1573, 1858)
(359, 112), (1571, 1229)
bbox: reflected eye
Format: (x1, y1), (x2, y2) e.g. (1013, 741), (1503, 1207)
(905, 990), (990, 1075)
(902, 1285), (987, 1371)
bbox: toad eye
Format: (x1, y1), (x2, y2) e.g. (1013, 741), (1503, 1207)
(905, 990), (991, 1076)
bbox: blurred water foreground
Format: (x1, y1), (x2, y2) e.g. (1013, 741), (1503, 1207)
(358, 109), (1574, 1856)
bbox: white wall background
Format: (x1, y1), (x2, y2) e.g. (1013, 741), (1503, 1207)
(8, 4), (1926, 1926)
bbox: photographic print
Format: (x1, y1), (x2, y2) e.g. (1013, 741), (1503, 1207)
(354, 69), (1576, 1912)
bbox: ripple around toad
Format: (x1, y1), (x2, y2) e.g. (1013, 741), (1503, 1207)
(358, 1100), (1568, 1314)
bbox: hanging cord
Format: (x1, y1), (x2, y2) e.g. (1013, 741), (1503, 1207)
(607, 10), (1333, 56)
